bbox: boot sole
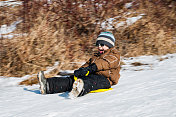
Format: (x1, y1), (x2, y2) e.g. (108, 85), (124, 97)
(37, 71), (46, 94)
(69, 79), (84, 99)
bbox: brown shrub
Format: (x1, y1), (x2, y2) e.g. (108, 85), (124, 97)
(114, 0), (176, 57)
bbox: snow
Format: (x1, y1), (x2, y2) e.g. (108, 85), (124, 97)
(0, 20), (22, 34)
(125, 2), (133, 9)
(126, 15), (143, 26)
(0, 19), (22, 39)
(101, 14), (144, 30)
(0, 53), (176, 117)
(0, 0), (22, 7)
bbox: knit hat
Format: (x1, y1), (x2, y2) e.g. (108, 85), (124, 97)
(96, 32), (116, 48)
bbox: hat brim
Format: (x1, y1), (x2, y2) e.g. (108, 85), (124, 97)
(96, 40), (113, 48)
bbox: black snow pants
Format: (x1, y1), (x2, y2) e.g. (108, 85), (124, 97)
(79, 74), (111, 96)
(46, 75), (75, 94)
(46, 74), (111, 95)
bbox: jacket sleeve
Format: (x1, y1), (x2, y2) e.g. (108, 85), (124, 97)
(94, 54), (120, 71)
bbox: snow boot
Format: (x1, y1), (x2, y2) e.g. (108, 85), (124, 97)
(69, 74), (111, 98)
(69, 79), (84, 99)
(37, 71), (47, 94)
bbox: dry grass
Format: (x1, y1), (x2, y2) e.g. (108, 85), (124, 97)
(131, 62), (149, 66)
(114, 0), (176, 57)
(0, 0), (22, 25)
(0, 0), (176, 85)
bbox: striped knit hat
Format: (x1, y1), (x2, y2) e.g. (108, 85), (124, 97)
(96, 32), (116, 48)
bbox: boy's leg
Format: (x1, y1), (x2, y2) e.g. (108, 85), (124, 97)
(79, 74), (111, 96)
(38, 71), (74, 94)
(47, 76), (74, 94)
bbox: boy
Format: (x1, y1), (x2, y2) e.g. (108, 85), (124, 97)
(38, 32), (120, 98)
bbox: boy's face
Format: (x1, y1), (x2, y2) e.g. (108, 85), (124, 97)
(97, 44), (109, 54)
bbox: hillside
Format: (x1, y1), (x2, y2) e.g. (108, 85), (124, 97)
(0, 53), (176, 117)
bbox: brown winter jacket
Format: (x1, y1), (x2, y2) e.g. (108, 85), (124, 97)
(81, 48), (121, 86)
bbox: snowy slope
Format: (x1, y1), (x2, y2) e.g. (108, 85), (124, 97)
(0, 54), (176, 117)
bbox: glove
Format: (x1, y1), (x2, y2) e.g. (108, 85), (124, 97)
(74, 63), (97, 78)
(74, 67), (88, 78)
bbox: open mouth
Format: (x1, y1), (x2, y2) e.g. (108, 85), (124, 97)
(99, 49), (104, 54)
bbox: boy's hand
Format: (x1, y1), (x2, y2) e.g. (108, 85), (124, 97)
(74, 63), (97, 78)
(74, 68), (89, 78)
